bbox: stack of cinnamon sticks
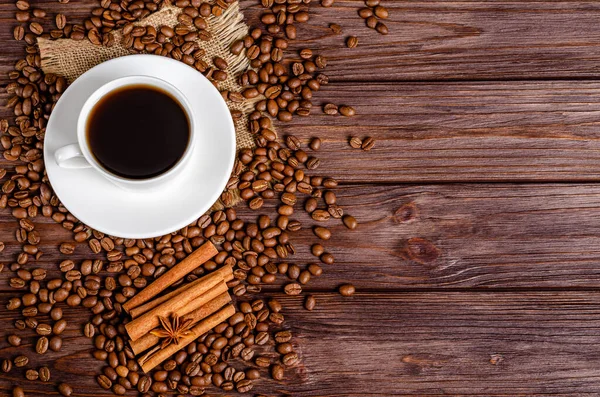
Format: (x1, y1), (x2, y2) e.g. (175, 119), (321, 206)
(122, 241), (234, 373)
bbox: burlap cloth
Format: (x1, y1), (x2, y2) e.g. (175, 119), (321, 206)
(37, 1), (262, 210)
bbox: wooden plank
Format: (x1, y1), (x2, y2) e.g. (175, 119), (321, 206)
(242, 1), (600, 81)
(4, 2), (600, 82)
(3, 183), (600, 290)
(1, 292), (600, 396)
(281, 81), (600, 183)
(5, 81), (600, 183)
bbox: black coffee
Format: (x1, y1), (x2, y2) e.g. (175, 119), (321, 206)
(87, 84), (190, 179)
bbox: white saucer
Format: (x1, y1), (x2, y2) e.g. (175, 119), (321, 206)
(44, 55), (236, 239)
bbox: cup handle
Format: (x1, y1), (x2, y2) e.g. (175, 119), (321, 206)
(55, 143), (92, 169)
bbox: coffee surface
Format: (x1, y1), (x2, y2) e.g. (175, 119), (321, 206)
(87, 84), (189, 179)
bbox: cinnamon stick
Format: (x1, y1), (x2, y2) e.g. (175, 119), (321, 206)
(130, 291), (231, 355)
(139, 304), (235, 373)
(123, 241), (219, 314)
(125, 268), (231, 342)
(129, 264), (234, 318)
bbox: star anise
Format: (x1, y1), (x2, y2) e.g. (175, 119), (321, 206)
(150, 314), (194, 349)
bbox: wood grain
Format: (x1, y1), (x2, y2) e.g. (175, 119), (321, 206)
(3, 184), (600, 290)
(281, 81), (600, 183)
(1, 292), (600, 396)
(243, 1), (600, 81)
(4, 1), (600, 82)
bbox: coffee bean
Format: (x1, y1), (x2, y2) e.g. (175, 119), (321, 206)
(362, 136), (375, 151)
(271, 363), (284, 380)
(339, 105), (356, 117)
(321, 0), (334, 7)
(306, 157), (320, 169)
(339, 283), (356, 296)
(349, 136), (362, 148)
(249, 197), (264, 210)
(366, 16), (378, 29)
(2, 359), (12, 373)
(59, 242), (75, 254)
(55, 14), (66, 29)
(374, 5), (389, 18)
(14, 355), (28, 367)
(343, 215), (358, 230)
(84, 322), (95, 338)
(29, 22), (43, 35)
(16, 0), (30, 10)
(304, 294), (317, 310)
(36, 336), (48, 354)
(284, 282), (302, 295)
(236, 379), (253, 393)
(8, 334), (21, 346)
(25, 368), (39, 380)
(346, 36), (358, 48)
(12, 386), (25, 397)
(314, 226), (331, 240)
(49, 336), (62, 351)
(309, 137), (321, 150)
(14, 26), (25, 41)
(36, 323), (52, 335)
(282, 352), (300, 366)
(358, 7), (373, 18)
(138, 376), (151, 393)
(330, 23), (342, 34)
(311, 210), (330, 222)
(321, 253), (335, 264)
(58, 383), (73, 397)
(39, 366), (51, 382)
(89, 238), (101, 253)
(53, 319), (67, 335)
(376, 22), (389, 35)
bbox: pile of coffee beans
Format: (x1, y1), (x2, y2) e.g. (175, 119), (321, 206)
(1, 0), (374, 395)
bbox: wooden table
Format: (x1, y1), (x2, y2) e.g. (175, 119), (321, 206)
(2, 1), (600, 396)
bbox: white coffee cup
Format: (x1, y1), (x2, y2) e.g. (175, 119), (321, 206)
(54, 75), (196, 190)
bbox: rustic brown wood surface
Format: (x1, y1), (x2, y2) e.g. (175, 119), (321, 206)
(1, 0), (600, 396)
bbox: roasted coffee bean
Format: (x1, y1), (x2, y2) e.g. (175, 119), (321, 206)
(343, 215), (358, 230)
(36, 323), (52, 335)
(361, 136), (375, 151)
(376, 22), (389, 35)
(330, 23), (343, 34)
(25, 368), (39, 380)
(39, 366), (51, 382)
(84, 322), (95, 338)
(58, 383), (73, 397)
(339, 283), (356, 296)
(59, 242), (75, 254)
(311, 210), (330, 222)
(358, 7), (373, 18)
(314, 226), (331, 240)
(36, 336), (49, 354)
(284, 282), (302, 295)
(2, 359), (12, 373)
(14, 355), (28, 367)
(271, 363), (284, 380)
(346, 36), (358, 48)
(374, 5), (389, 18)
(12, 386), (25, 397)
(49, 336), (62, 351)
(339, 105), (356, 117)
(309, 137), (321, 150)
(305, 294), (316, 310)
(321, 252), (335, 264)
